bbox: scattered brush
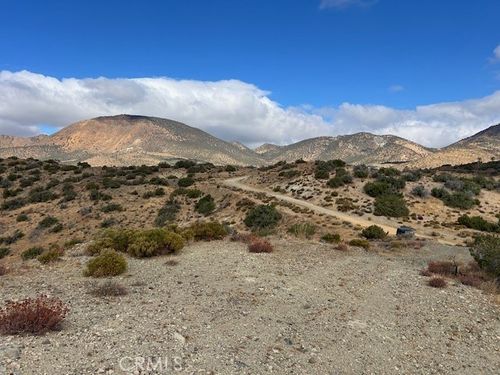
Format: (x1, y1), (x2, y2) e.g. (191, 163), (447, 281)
(89, 280), (128, 297)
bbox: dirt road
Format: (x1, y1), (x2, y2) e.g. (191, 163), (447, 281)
(224, 176), (458, 245)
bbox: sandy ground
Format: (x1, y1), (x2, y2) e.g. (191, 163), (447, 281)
(224, 176), (460, 245)
(1, 239), (499, 375)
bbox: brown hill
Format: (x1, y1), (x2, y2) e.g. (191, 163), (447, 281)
(0, 115), (264, 166)
(256, 133), (433, 165)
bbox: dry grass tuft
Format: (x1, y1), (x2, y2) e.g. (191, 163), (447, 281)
(89, 280), (128, 297)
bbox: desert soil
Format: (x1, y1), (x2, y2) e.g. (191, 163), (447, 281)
(1, 239), (499, 375)
(224, 176), (459, 245)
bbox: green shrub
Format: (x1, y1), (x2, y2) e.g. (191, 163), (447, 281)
(327, 175), (351, 188)
(178, 177), (194, 187)
(361, 225), (387, 239)
(443, 192), (478, 209)
(469, 235), (500, 278)
(0, 247), (10, 259)
(100, 203), (123, 213)
(102, 178), (122, 189)
(155, 201), (180, 227)
(84, 249), (127, 277)
(188, 221), (228, 241)
(314, 169), (329, 180)
(411, 185), (428, 198)
(38, 216), (59, 229)
(364, 181), (393, 197)
(288, 223), (316, 239)
(88, 228), (185, 257)
(0, 230), (24, 245)
(349, 239), (370, 249)
(279, 170), (300, 178)
(378, 167), (400, 177)
(321, 233), (341, 243)
(431, 187), (448, 199)
(22, 246), (45, 260)
(28, 187), (56, 203)
(353, 164), (369, 178)
(1, 197), (26, 210)
(100, 218), (117, 228)
(127, 229), (185, 257)
(225, 165), (237, 172)
(374, 195), (409, 217)
(61, 183), (77, 202)
(49, 223), (64, 233)
(195, 195), (216, 216)
(38, 247), (63, 264)
(142, 188), (165, 199)
(174, 160), (196, 169)
(458, 215), (500, 233)
(87, 228), (136, 255)
(244, 205), (282, 230)
(16, 213), (29, 222)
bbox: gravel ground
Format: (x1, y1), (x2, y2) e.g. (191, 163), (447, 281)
(0, 239), (499, 374)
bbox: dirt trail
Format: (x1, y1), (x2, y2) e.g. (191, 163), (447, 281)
(224, 176), (458, 245)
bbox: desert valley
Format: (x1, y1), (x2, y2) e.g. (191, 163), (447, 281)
(0, 115), (499, 374)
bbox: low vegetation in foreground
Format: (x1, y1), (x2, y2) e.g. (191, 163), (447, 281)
(0, 156), (499, 340)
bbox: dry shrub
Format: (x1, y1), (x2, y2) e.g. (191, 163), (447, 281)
(0, 295), (69, 335)
(336, 243), (349, 251)
(231, 232), (257, 244)
(479, 280), (499, 296)
(0, 264), (7, 276)
(89, 280), (128, 297)
(188, 221), (227, 241)
(165, 259), (179, 266)
(458, 274), (484, 288)
(428, 277), (447, 288)
(419, 269), (432, 277)
(427, 261), (457, 276)
(248, 239), (273, 253)
(38, 246), (64, 264)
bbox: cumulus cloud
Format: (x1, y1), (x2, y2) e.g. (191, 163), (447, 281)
(0, 70), (500, 148)
(319, 0), (377, 10)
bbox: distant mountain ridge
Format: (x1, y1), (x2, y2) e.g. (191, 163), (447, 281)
(0, 115), (498, 167)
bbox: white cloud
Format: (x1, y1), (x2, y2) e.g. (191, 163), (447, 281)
(389, 84), (404, 93)
(319, 0), (377, 10)
(0, 70), (499, 148)
(492, 44), (500, 63)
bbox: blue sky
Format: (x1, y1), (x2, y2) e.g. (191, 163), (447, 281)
(0, 0), (500, 147)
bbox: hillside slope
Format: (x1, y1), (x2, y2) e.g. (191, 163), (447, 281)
(257, 133), (433, 165)
(0, 115), (265, 166)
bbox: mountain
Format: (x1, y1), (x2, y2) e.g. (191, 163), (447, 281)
(0, 115), (264, 166)
(408, 124), (500, 169)
(255, 143), (282, 155)
(1, 115), (498, 168)
(256, 133), (433, 165)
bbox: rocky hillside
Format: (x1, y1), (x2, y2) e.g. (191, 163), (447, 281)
(409, 124), (500, 169)
(0, 115), (264, 166)
(256, 133), (433, 165)
(1, 116), (499, 168)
